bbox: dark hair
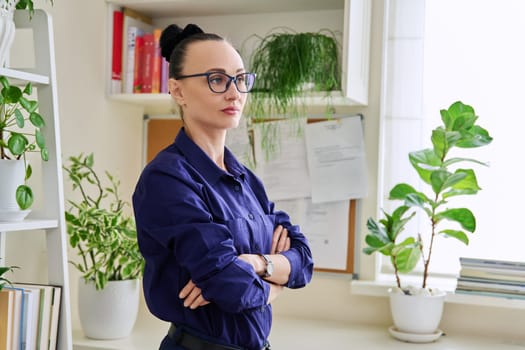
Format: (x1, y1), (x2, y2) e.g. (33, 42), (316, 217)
(159, 24), (223, 78)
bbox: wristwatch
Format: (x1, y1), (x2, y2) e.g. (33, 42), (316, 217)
(259, 254), (274, 277)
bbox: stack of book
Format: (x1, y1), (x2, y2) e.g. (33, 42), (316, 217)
(456, 257), (525, 300)
(0, 283), (61, 350)
(110, 7), (169, 95)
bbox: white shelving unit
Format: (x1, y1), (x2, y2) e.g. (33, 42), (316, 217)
(105, 0), (372, 114)
(0, 9), (72, 350)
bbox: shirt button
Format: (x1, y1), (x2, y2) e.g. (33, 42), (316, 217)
(234, 185), (241, 192)
(248, 213), (255, 220)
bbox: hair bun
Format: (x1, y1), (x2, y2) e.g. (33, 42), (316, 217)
(159, 23), (204, 62)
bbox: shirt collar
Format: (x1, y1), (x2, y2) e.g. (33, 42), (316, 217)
(174, 128), (246, 183)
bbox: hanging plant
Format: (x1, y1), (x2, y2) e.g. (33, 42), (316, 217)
(245, 28), (341, 122)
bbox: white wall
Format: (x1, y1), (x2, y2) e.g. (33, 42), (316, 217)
(7, 0), (525, 342)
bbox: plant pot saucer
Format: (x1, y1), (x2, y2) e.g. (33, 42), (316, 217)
(0, 209), (31, 222)
(388, 325), (443, 343)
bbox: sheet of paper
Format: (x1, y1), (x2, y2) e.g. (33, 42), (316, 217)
(253, 119), (311, 201)
(275, 198), (350, 271)
(305, 116), (368, 203)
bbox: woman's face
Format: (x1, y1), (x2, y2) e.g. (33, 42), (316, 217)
(169, 40), (248, 132)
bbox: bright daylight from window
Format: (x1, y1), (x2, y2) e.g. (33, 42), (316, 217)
(380, 0), (525, 279)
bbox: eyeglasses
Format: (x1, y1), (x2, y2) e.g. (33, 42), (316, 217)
(175, 71), (256, 93)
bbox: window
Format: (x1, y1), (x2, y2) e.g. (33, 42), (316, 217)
(380, 0), (525, 277)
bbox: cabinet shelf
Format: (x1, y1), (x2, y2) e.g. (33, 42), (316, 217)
(0, 219), (59, 232)
(0, 9), (73, 350)
(109, 90), (360, 115)
(0, 67), (50, 85)
(106, 0), (371, 114)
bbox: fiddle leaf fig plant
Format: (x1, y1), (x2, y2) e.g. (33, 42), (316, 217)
(363, 101), (493, 290)
(63, 153), (144, 290)
(0, 75), (48, 210)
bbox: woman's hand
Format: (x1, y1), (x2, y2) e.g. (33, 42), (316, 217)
(271, 225), (291, 254)
(179, 280), (210, 309)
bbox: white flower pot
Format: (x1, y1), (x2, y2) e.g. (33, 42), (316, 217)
(78, 278), (140, 339)
(389, 287), (446, 335)
(0, 1), (16, 68)
(0, 159), (30, 221)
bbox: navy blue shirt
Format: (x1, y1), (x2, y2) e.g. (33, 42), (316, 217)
(132, 128), (313, 350)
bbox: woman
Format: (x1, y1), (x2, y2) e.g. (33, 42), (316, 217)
(132, 23), (313, 350)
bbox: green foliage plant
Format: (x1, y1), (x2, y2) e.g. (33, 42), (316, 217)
(1, 0), (54, 18)
(63, 153), (144, 290)
(363, 101), (493, 290)
(245, 28), (341, 122)
(0, 75), (48, 210)
(0, 261), (17, 291)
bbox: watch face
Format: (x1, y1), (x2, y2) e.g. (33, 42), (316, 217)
(267, 262), (274, 276)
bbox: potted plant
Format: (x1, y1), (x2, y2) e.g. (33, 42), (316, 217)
(363, 101), (493, 340)
(0, 75), (47, 220)
(1, 0), (53, 67)
(63, 153), (144, 339)
(245, 28), (341, 122)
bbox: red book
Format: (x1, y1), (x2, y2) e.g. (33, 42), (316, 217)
(133, 34), (144, 93)
(141, 33), (155, 93)
(111, 10), (123, 93)
(151, 29), (162, 93)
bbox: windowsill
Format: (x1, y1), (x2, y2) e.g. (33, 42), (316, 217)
(350, 277), (525, 310)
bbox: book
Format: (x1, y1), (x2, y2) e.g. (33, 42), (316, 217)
(3, 287), (25, 350)
(151, 28), (162, 93)
(133, 33), (145, 93)
(457, 277), (525, 295)
(14, 283), (54, 350)
(110, 9), (124, 94)
(455, 288), (525, 300)
(140, 33), (155, 93)
(459, 266), (525, 282)
(121, 8), (153, 94)
(0, 289), (15, 350)
(20, 288), (36, 350)
(160, 58), (169, 93)
(459, 257), (525, 271)
(47, 286), (61, 350)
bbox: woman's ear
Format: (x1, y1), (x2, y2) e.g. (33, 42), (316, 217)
(168, 78), (185, 106)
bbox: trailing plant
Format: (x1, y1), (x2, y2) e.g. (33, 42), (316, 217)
(245, 28), (341, 122)
(63, 153), (144, 290)
(363, 101), (493, 290)
(0, 75), (48, 210)
(0, 260), (17, 291)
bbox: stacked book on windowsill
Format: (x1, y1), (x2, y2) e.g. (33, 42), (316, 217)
(455, 257), (525, 300)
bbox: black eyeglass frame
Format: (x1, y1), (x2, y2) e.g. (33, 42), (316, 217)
(174, 71), (257, 93)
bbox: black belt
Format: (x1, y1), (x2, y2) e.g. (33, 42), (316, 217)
(168, 324), (271, 350)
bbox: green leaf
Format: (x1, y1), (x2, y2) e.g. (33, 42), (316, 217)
(25, 164), (32, 181)
(1, 85), (22, 103)
(392, 238), (421, 273)
(16, 185), (34, 210)
(29, 112), (45, 128)
(23, 82), (33, 95)
(35, 129), (46, 148)
(14, 109), (25, 128)
(7, 133), (28, 155)
(435, 208), (476, 232)
(389, 183), (417, 200)
(440, 229), (470, 245)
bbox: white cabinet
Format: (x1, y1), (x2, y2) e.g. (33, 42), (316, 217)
(0, 9), (72, 350)
(106, 0), (371, 114)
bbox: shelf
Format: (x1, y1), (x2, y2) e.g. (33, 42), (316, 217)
(109, 90), (360, 115)
(0, 67), (50, 85)
(108, 0), (344, 17)
(0, 219), (59, 232)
